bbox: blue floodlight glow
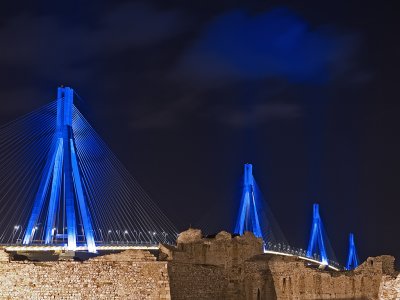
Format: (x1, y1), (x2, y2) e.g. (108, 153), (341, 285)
(306, 203), (328, 265)
(346, 233), (359, 270)
(234, 164), (263, 238)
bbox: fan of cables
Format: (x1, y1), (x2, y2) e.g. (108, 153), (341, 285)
(0, 101), (178, 245)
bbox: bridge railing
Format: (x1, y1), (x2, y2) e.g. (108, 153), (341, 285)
(265, 242), (343, 270)
(0, 240), (176, 249)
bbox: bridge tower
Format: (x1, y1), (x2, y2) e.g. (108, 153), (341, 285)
(306, 203), (328, 264)
(234, 164), (263, 238)
(346, 233), (359, 270)
(22, 86), (96, 252)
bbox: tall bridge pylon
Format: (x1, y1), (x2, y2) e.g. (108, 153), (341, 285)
(23, 87), (96, 252)
(346, 233), (359, 270)
(234, 164), (263, 238)
(306, 203), (328, 265)
(0, 86), (179, 251)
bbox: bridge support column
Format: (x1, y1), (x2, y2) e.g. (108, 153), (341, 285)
(44, 138), (64, 244)
(346, 233), (359, 270)
(234, 164), (263, 238)
(23, 140), (58, 245)
(23, 86), (96, 253)
(306, 203), (328, 265)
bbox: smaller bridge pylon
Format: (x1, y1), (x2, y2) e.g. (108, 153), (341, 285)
(306, 203), (328, 265)
(234, 164), (263, 238)
(346, 233), (359, 270)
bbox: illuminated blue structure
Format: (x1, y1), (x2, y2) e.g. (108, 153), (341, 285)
(306, 203), (328, 265)
(234, 164), (263, 238)
(346, 233), (359, 270)
(23, 87), (96, 252)
(0, 86), (178, 249)
(0, 86), (363, 269)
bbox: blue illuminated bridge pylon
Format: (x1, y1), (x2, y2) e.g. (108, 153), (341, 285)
(306, 203), (328, 265)
(0, 86), (177, 251)
(234, 164), (263, 238)
(23, 87), (96, 252)
(346, 233), (359, 270)
(230, 165), (349, 270)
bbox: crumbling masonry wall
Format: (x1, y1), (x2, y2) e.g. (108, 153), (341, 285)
(163, 229), (265, 300)
(0, 229), (399, 300)
(162, 229), (399, 300)
(255, 255), (397, 299)
(0, 249), (170, 300)
(379, 272), (400, 299)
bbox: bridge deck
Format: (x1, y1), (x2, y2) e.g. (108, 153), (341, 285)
(264, 249), (340, 271)
(2, 245), (340, 271)
(3, 245), (159, 252)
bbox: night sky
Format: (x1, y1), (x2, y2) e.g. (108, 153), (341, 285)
(0, 1), (399, 265)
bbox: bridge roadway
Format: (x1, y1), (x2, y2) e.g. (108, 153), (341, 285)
(3, 244), (340, 271)
(263, 249), (340, 271)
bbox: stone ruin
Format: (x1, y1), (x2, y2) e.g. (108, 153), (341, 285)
(0, 228), (399, 299)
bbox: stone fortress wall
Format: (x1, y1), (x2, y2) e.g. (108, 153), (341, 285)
(163, 229), (399, 300)
(0, 249), (170, 299)
(0, 228), (399, 299)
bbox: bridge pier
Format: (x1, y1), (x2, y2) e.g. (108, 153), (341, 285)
(306, 203), (328, 265)
(23, 87), (96, 252)
(234, 164), (263, 238)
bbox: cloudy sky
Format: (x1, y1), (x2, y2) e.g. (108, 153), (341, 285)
(0, 1), (399, 264)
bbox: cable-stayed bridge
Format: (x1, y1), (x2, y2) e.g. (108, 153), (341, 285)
(0, 86), (178, 253)
(0, 87), (359, 271)
(233, 164), (359, 271)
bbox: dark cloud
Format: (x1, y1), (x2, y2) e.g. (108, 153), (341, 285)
(129, 85), (302, 130)
(99, 2), (183, 49)
(0, 2), (184, 64)
(215, 102), (301, 127)
(130, 97), (201, 130)
(172, 8), (360, 88)
(130, 103), (182, 130)
(0, 88), (43, 115)
(0, 2), (186, 112)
